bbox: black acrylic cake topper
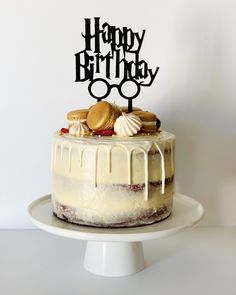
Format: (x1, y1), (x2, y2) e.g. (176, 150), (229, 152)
(75, 17), (159, 112)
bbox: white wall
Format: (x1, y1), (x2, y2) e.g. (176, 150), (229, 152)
(0, 0), (235, 228)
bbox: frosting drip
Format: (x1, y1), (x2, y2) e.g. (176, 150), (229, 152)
(52, 131), (175, 200)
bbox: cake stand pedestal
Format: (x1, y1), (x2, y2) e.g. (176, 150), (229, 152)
(84, 241), (144, 276)
(28, 193), (204, 277)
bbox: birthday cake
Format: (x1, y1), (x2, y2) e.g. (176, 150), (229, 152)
(51, 18), (175, 227)
(51, 101), (175, 227)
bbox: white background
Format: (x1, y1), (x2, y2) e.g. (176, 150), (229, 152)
(0, 0), (235, 228)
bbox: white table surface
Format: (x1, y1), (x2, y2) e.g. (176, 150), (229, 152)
(0, 227), (235, 295)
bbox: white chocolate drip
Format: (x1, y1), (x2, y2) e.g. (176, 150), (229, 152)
(94, 147), (98, 187)
(68, 146), (72, 173)
(153, 142), (165, 194)
(110, 144), (131, 184)
(131, 147), (149, 200)
(144, 150), (149, 200)
(52, 132), (175, 200)
(80, 148), (85, 167)
(106, 146), (112, 173)
(60, 141), (72, 161)
(78, 147), (87, 168)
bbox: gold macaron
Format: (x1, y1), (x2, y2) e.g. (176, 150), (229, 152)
(87, 101), (120, 131)
(67, 109), (89, 127)
(132, 110), (160, 133)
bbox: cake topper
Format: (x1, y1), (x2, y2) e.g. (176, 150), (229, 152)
(75, 17), (159, 112)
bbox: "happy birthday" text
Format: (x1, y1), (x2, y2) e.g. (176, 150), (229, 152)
(75, 17), (158, 84)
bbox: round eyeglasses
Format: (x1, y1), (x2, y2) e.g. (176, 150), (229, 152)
(88, 78), (141, 100)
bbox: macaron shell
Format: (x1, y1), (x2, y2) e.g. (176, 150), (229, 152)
(140, 126), (157, 133)
(140, 117), (161, 132)
(87, 101), (118, 131)
(67, 109), (89, 121)
(132, 110), (159, 133)
(132, 110), (157, 122)
(140, 120), (157, 132)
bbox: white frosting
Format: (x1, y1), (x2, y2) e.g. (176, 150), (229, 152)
(69, 122), (89, 136)
(68, 119), (87, 125)
(52, 131), (175, 199)
(52, 178), (174, 217)
(51, 131), (175, 225)
(141, 121), (156, 126)
(114, 113), (142, 136)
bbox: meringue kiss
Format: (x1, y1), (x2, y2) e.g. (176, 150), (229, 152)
(114, 113), (142, 136)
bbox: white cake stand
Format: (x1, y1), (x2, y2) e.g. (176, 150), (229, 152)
(28, 193), (204, 277)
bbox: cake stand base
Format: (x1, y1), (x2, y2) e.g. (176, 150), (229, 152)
(84, 241), (144, 276)
(28, 193), (204, 277)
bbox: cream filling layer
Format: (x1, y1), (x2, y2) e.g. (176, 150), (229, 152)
(141, 121), (156, 126)
(68, 119), (86, 124)
(52, 177), (174, 212)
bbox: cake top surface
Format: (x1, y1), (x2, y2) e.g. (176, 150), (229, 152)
(58, 101), (169, 141)
(55, 130), (175, 146)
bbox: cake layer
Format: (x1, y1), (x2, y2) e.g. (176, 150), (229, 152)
(53, 203), (172, 228)
(51, 130), (175, 227)
(52, 176), (174, 210)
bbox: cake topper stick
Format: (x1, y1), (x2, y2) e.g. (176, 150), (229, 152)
(128, 99), (133, 113)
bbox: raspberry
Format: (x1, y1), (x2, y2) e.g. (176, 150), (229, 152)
(60, 128), (69, 134)
(93, 130), (115, 136)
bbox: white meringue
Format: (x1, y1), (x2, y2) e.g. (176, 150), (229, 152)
(69, 121), (90, 136)
(114, 113), (142, 136)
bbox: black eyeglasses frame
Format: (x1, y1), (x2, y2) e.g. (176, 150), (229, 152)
(88, 78), (141, 101)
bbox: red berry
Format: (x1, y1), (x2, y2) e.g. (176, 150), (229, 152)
(60, 128), (69, 134)
(93, 130), (115, 136)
